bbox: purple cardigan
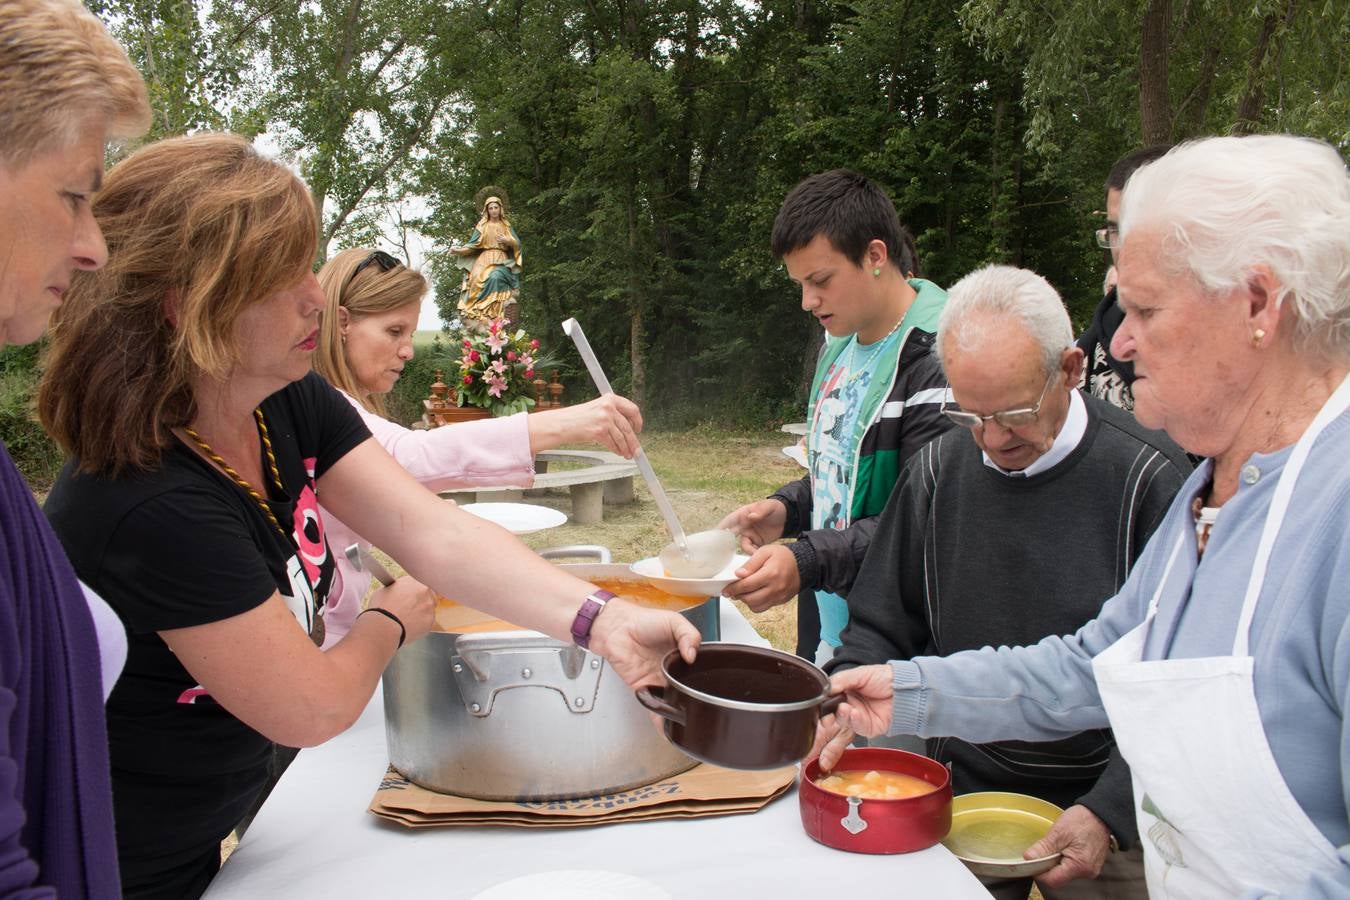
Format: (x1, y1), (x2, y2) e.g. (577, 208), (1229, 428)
(0, 446), (119, 898)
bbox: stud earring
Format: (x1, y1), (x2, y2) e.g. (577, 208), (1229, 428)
(872, 267), (881, 278)
(1252, 329), (1266, 348)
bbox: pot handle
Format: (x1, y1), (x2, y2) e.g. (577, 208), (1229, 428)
(539, 545), (613, 564)
(819, 692), (845, 718)
(635, 685), (686, 727)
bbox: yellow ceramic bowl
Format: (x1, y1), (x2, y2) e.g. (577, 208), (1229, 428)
(941, 791), (1065, 879)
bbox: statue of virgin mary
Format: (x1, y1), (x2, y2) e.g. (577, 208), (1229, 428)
(450, 189), (522, 327)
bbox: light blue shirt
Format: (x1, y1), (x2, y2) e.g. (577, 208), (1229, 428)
(889, 408), (1350, 899)
(809, 328), (904, 646)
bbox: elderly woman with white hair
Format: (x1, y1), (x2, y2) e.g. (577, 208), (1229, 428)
(815, 134), (1350, 898)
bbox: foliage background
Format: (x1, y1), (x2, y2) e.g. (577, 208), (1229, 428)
(4, 1), (1347, 480)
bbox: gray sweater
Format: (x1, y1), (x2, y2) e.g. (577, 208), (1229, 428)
(832, 396), (1191, 846)
(886, 409), (1350, 899)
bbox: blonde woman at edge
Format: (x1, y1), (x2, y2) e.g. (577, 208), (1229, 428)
(313, 246), (644, 647)
(0, 0), (149, 894)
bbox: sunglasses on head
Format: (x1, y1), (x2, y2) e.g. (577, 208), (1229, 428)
(344, 250), (403, 291)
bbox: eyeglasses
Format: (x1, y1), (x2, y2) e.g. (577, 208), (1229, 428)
(941, 372), (1058, 430)
(1094, 225), (1119, 250)
(344, 250), (403, 291)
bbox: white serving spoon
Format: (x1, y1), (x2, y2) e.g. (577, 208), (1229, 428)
(561, 317), (735, 578)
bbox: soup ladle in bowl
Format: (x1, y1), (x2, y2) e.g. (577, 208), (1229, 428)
(562, 317), (735, 578)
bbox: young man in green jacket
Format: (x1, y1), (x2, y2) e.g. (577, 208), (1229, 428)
(720, 169), (951, 663)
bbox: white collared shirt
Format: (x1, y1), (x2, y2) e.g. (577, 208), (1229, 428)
(981, 389), (1087, 478)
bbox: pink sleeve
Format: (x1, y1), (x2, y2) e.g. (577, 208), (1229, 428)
(342, 391), (535, 491)
(318, 509), (363, 649)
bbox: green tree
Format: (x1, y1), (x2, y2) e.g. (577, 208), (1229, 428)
(91, 0), (248, 140)
(962, 0), (1349, 148)
(82, 0), (1350, 426)
(214, 0), (476, 258)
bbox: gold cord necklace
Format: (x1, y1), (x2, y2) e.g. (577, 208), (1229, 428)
(184, 408), (290, 543)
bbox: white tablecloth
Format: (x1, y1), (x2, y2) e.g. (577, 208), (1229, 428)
(204, 603), (990, 899)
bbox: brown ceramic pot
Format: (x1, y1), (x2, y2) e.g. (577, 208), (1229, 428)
(635, 643), (842, 770)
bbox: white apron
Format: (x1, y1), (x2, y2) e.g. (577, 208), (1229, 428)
(1092, 375), (1350, 898)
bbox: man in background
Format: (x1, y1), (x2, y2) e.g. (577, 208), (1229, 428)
(1077, 145), (1171, 411)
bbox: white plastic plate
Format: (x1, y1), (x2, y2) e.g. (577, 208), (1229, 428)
(460, 502), (567, 534)
(629, 554), (750, 598)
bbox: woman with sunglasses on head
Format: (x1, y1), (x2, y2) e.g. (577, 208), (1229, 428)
(36, 133), (699, 900)
(312, 246), (646, 647)
(0, 1), (149, 895)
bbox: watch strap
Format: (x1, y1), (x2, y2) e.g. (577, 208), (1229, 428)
(570, 589), (616, 649)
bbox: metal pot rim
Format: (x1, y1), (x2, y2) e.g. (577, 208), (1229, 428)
(661, 642), (830, 713)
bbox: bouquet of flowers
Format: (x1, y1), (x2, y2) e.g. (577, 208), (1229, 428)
(455, 319), (541, 416)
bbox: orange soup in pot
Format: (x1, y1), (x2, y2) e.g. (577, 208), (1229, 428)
(432, 578), (700, 633)
(814, 769), (938, 801)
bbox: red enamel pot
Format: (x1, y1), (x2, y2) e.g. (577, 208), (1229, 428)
(799, 747), (953, 854)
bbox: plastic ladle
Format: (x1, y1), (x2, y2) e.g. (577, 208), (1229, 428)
(562, 317), (735, 578)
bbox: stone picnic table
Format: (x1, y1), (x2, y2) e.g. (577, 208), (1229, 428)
(438, 449), (639, 524)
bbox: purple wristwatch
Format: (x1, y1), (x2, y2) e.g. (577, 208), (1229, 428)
(570, 589), (617, 649)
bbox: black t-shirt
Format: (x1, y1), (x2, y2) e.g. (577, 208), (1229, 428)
(44, 372), (368, 834)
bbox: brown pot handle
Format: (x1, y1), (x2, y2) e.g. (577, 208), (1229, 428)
(819, 693), (845, 718)
(635, 685), (686, 727)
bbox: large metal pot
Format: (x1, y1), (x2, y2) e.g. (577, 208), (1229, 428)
(382, 546), (720, 800)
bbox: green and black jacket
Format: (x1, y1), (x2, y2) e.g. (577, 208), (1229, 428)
(770, 279), (952, 596)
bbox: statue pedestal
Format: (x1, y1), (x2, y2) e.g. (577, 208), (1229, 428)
(435, 405), (493, 424)
(420, 369), (494, 428)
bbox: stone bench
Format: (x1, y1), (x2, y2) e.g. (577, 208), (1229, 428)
(438, 450), (639, 524)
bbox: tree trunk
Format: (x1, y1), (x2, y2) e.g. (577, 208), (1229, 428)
(1233, 0), (1298, 134)
(799, 324), (820, 409)
(312, 183), (329, 264)
(884, 0), (916, 115)
(626, 195), (646, 407)
(990, 89), (1009, 251)
(1173, 29), (1223, 137)
(630, 307), (646, 410)
(1138, 0), (1173, 145)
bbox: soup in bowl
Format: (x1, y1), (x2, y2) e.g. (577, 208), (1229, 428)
(799, 747), (952, 854)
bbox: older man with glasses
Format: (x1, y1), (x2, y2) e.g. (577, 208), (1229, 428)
(828, 264), (1192, 899)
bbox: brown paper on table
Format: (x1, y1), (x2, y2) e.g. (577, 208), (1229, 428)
(368, 761), (798, 829)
